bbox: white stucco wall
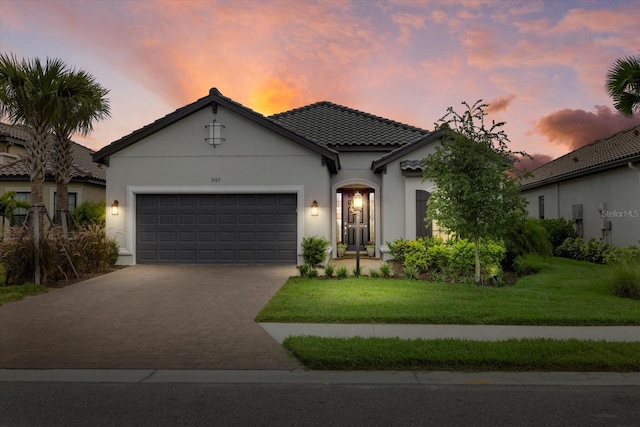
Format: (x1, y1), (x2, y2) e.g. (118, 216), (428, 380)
(522, 164), (640, 247)
(105, 105), (332, 264)
(377, 142), (440, 259)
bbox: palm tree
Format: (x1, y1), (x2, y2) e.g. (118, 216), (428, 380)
(0, 53), (71, 284)
(606, 54), (640, 117)
(53, 69), (110, 228)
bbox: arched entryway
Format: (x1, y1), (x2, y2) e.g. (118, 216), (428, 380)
(331, 180), (380, 256)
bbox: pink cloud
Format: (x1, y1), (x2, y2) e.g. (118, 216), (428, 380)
(392, 12), (426, 43)
(512, 153), (554, 172)
(533, 106), (640, 150)
(554, 7), (640, 34)
(486, 95), (516, 113)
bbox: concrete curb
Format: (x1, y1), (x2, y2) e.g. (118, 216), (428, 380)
(1, 369), (639, 386)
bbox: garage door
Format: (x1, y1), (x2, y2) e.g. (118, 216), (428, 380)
(136, 194), (297, 264)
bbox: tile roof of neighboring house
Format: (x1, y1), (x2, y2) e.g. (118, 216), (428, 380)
(0, 122), (106, 182)
(270, 102), (431, 149)
(400, 160), (424, 172)
(93, 88), (340, 173)
(521, 124), (640, 190)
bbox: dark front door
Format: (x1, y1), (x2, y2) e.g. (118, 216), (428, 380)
(342, 190), (370, 251)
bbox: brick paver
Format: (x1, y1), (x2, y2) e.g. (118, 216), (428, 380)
(0, 265), (302, 370)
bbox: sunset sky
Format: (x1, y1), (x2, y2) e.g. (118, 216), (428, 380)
(1, 0), (639, 167)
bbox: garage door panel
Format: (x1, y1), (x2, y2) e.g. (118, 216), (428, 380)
(137, 194), (297, 264)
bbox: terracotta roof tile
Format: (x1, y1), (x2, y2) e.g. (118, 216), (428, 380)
(521, 124), (640, 189)
(270, 102), (430, 148)
(0, 122), (106, 182)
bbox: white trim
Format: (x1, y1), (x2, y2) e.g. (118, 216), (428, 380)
(331, 179), (381, 258)
(124, 185), (305, 264)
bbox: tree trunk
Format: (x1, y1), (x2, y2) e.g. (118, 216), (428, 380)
(54, 135), (72, 226)
(474, 236), (481, 284)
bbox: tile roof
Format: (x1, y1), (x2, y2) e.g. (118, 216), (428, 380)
(0, 122), (106, 182)
(93, 88), (340, 173)
(400, 160), (424, 172)
(521, 124), (640, 190)
(270, 102), (430, 148)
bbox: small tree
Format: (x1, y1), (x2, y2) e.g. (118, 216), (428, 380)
(422, 100), (527, 283)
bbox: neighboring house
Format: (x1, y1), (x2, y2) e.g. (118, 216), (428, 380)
(0, 122), (107, 224)
(521, 124), (640, 247)
(92, 88), (445, 265)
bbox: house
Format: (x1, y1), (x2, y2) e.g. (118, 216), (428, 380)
(521, 124), (640, 247)
(0, 122), (106, 224)
(92, 88), (445, 265)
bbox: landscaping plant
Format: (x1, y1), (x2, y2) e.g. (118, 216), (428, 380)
(301, 236), (330, 266)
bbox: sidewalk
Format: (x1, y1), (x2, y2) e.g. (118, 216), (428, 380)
(260, 323), (640, 343)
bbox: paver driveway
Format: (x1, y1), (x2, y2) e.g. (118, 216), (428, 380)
(0, 265), (302, 370)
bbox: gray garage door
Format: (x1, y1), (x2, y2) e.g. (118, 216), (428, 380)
(136, 194), (297, 264)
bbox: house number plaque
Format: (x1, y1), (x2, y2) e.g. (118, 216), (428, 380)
(211, 177), (222, 183)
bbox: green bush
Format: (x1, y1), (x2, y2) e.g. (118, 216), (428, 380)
(605, 246), (640, 265)
(540, 218), (578, 253)
(387, 238), (409, 264)
(369, 269), (380, 278)
(324, 263), (335, 278)
(503, 218), (552, 270)
(403, 240), (428, 271)
(297, 264), (311, 278)
(404, 265), (419, 280)
(513, 256), (539, 277)
(336, 266), (348, 279)
(582, 238), (610, 264)
(448, 239), (505, 280)
(426, 244), (451, 272)
(73, 200), (106, 226)
(379, 262), (392, 278)
(302, 236), (330, 266)
(610, 258), (640, 300)
(555, 237), (585, 260)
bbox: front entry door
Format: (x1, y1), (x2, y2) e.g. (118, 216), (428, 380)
(342, 190), (370, 251)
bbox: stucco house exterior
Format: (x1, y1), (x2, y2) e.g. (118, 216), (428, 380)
(92, 88), (444, 265)
(521, 124), (640, 247)
(0, 122), (106, 224)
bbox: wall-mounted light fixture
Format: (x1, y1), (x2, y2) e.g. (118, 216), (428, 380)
(111, 200), (119, 216)
(311, 200), (319, 216)
(205, 121), (225, 145)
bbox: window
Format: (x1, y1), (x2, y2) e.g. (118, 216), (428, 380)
(538, 196), (545, 219)
(54, 192), (78, 213)
(13, 192), (30, 226)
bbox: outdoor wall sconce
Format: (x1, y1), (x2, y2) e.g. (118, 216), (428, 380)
(205, 121), (225, 145)
(311, 200), (319, 216)
(353, 191), (363, 210)
(111, 200), (119, 216)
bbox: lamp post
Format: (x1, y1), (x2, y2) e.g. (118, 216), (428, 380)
(351, 191), (363, 277)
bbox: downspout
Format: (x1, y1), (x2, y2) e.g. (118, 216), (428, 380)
(629, 162), (640, 245)
(556, 182), (560, 218)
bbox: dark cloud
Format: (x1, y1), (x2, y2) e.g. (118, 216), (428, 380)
(533, 105), (640, 150)
(486, 94), (516, 114)
(512, 152), (554, 172)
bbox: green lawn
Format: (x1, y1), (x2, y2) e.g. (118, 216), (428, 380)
(0, 283), (47, 306)
(257, 257), (640, 325)
(283, 336), (640, 372)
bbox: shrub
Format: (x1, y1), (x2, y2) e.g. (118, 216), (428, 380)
(297, 264), (311, 278)
(582, 238), (610, 264)
(324, 263), (335, 278)
(540, 218), (578, 253)
(503, 218), (552, 270)
(369, 269), (380, 278)
(605, 246), (640, 265)
(555, 237), (585, 260)
(426, 244), (451, 272)
(387, 238), (409, 264)
(0, 224), (119, 286)
(404, 265), (419, 280)
(403, 240), (428, 271)
(513, 256), (539, 277)
(610, 258), (640, 300)
(448, 239), (505, 281)
(336, 266), (348, 279)
(379, 262), (392, 278)
(302, 236), (330, 266)
(72, 200), (106, 226)
(306, 268), (319, 279)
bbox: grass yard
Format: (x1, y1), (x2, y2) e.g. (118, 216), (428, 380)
(283, 336), (640, 372)
(0, 283), (47, 306)
(257, 256), (640, 325)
